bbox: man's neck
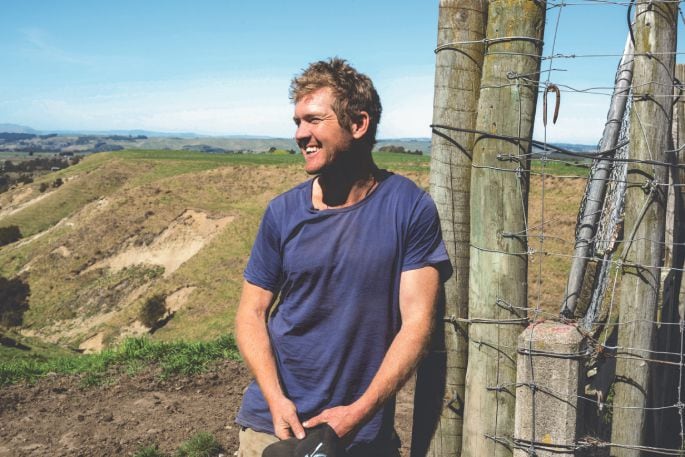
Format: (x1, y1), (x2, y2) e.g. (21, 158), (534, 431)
(313, 154), (378, 210)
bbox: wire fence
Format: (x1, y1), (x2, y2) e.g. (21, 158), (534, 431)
(535, 1), (680, 454)
(432, 0), (685, 455)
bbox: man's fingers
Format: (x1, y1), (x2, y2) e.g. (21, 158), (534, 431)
(274, 415), (305, 440)
(274, 427), (291, 440)
(288, 416), (306, 439)
(270, 397), (305, 440)
(274, 416), (296, 440)
(302, 413), (325, 429)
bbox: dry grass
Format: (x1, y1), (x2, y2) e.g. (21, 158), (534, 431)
(527, 174), (587, 315)
(0, 150), (585, 353)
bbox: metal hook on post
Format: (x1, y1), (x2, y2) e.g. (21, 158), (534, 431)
(542, 84), (561, 127)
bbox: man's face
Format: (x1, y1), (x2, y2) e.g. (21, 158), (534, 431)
(293, 87), (355, 175)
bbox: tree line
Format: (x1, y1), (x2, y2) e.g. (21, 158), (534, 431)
(0, 157), (77, 193)
(376, 145), (423, 155)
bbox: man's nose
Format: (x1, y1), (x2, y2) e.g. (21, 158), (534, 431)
(295, 122), (310, 141)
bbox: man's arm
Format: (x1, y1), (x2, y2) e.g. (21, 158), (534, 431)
(302, 265), (440, 438)
(235, 280), (306, 440)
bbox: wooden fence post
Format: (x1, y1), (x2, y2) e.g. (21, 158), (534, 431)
(676, 64), (685, 319)
(644, 62), (685, 452)
(610, 2), (677, 456)
(413, 1), (487, 456)
(461, 1), (545, 456)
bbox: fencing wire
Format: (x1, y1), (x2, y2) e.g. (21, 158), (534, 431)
(579, 93), (631, 331)
(433, 0), (685, 454)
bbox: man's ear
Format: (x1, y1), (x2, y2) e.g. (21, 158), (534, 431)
(350, 111), (370, 140)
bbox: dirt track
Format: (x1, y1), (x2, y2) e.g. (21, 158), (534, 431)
(0, 359), (415, 456)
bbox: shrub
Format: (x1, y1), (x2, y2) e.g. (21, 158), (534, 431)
(0, 276), (30, 327)
(39, 182), (49, 193)
(0, 174), (9, 193)
(52, 177), (64, 188)
(139, 294), (167, 328)
(175, 432), (222, 457)
(0, 225), (22, 247)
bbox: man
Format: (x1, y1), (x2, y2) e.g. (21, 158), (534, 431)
(235, 58), (451, 457)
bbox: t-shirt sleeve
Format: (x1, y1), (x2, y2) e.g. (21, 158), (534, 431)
(244, 204), (283, 292)
(402, 192), (454, 282)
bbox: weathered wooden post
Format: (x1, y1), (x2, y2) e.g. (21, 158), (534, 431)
(413, 1), (487, 456)
(461, 1), (545, 456)
(664, 64), (685, 270)
(645, 63), (685, 452)
(667, 64), (685, 316)
(610, 2), (677, 456)
(676, 64), (685, 318)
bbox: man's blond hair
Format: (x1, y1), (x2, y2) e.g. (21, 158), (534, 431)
(290, 58), (382, 150)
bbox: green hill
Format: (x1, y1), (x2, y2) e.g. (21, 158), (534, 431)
(0, 150), (430, 356)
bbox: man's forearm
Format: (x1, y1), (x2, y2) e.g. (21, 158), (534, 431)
(355, 266), (438, 420)
(352, 311), (433, 422)
(235, 281), (305, 439)
(235, 283), (282, 402)
(236, 316), (283, 403)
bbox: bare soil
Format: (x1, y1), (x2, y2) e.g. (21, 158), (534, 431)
(0, 359), (415, 456)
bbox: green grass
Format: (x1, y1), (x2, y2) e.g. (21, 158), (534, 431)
(132, 432), (223, 457)
(175, 432), (223, 457)
(531, 158), (591, 177)
(112, 149), (431, 173)
(116, 149), (302, 166)
(0, 334), (240, 386)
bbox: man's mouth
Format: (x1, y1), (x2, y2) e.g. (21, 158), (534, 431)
(305, 146), (319, 155)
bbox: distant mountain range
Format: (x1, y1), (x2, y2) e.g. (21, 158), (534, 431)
(0, 123), (226, 139)
(0, 123), (596, 156)
(0, 123), (40, 134)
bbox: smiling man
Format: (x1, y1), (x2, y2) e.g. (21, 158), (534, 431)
(234, 58), (452, 457)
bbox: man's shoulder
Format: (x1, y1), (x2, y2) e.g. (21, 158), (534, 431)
(268, 179), (311, 210)
(382, 171), (422, 190)
(379, 171), (429, 202)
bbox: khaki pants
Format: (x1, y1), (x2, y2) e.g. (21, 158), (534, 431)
(237, 427), (401, 457)
(237, 427), (279, 457)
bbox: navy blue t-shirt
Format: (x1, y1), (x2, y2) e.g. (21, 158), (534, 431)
(236, 171), (452, 448)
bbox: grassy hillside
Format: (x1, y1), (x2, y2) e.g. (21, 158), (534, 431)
(0, 149), (586, 359)
(0, 150), (434, 356)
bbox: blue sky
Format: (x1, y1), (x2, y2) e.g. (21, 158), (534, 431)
(1, 1), (683, 144)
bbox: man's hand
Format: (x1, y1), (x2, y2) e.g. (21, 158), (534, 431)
(269, 395), (305, 440)
(302, 404), (364, 439)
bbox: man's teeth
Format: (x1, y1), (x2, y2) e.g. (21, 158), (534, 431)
(305, 147), (318, 154)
